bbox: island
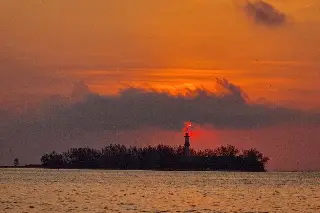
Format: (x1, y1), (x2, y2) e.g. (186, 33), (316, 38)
(40, 133), (269, 172)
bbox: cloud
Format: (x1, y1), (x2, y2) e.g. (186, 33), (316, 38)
(1, 79), (320, 169)
(4, 79), (318, 140)
(71, 81), (92, 100)
(244, 0), (287, 26)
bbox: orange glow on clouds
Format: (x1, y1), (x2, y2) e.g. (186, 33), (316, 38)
(1, 0), (320, 111)
(69, 67), (320, 110)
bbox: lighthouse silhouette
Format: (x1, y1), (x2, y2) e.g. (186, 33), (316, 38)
(184, 131), (190, 157)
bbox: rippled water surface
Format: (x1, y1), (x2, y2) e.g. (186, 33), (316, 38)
(0, 169), (319, 213)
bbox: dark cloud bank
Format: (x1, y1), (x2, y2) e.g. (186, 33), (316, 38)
(243, 0), (287, 26)
(1, 79), (320, 169)
(3, 78), (319, 135)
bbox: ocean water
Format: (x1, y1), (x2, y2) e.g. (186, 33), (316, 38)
(0, 169), (319, 213)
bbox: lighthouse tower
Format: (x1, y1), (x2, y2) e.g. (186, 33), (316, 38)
(184, 132), (190, 157)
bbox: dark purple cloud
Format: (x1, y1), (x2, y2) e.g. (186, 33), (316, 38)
(2, 78), (318, 138)
(244, 0), (287, 26)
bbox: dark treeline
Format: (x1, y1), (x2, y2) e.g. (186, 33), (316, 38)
(40, 144), (269, 172)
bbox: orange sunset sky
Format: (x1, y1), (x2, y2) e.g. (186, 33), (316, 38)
(0, 0), (320, 170)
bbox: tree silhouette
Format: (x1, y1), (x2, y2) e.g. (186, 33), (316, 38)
(40, 144), (269, 172)
(13, 158), (19, 167)
(214, 144), (239, 157)
(241, 148), (269, 172)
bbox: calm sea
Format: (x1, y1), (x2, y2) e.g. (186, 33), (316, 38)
(0, 169), (319, 213)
